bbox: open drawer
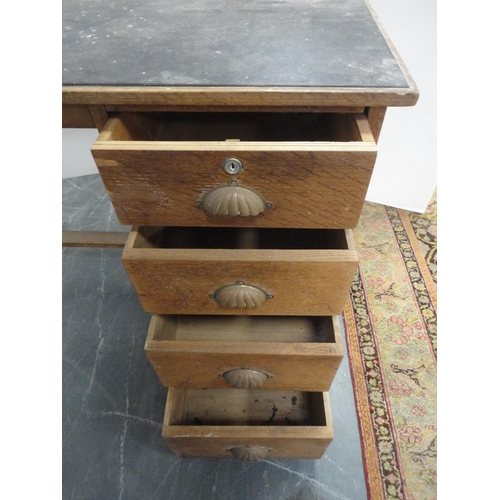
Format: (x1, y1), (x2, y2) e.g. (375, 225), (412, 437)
(145, 315), (343, 391)
(92, 112), (377, 229)
(122, 226), (359, 316)
(162, 388), (333, 459)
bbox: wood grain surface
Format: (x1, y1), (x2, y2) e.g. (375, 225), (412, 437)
(145, 315), (344, 391)
(62, 231), (128, 248)
(92, 112), (377, 229)
(122, 226), (358, 316)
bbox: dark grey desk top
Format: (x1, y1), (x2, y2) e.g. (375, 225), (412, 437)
(62, 0), (412, 90)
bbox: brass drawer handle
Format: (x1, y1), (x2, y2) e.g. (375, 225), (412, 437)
(198, 182), (272, 217)
(228, 445), (271, 461)
(211, 282), (273, 309)
(221, 368), (272, 388)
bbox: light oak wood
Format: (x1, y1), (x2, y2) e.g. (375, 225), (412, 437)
(122, 227), (359, 316)
(105, 104), (367, 114)
(366, 106), (387, 143)
(61, 0), (419, 462)
(62, 105), (95, 128)
(63, 85), (418, 109)
(92, 112), (377, 229)
(89, 105), (109, 132)
(62, 231), (128, 248)
(62, 104), (109, 130)
(162, 388), (333, 459)
(145, 315), (343, 391)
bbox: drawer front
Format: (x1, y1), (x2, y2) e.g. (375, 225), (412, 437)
(145, 315), (344, 391)
(122, 227), (359, 316)
(163, 388), (333, 459)
(92, 112), (377, 229)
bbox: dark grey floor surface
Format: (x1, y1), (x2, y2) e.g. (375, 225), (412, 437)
(62, 174), (367, 500)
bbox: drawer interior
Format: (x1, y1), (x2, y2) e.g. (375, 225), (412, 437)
(151, 315), (335, 343)
(167, 388), (327, 427)
(132, 226), (349, 250)
(103, 111), (366, 143)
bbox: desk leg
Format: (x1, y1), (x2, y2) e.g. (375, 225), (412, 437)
(90, 105), (109, 132)
(365, 106), (386, 143)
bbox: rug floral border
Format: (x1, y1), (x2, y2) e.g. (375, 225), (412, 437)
(344, 194), (437, 500)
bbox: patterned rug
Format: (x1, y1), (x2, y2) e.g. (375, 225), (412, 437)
(344, 190), (437, 500)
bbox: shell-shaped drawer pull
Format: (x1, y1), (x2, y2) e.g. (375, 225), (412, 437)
(222, 368), (271, 388)
(212, 282), (272, 309)
(199, 183), (271, 217)
(228, 446), (271, 461)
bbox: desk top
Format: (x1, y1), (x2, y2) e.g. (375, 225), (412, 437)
(62, 0), (417, 108)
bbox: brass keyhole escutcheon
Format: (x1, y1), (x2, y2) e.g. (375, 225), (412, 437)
(222, 158), (243, 175)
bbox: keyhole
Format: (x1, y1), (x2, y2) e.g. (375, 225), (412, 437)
(222, 158), (243, 175)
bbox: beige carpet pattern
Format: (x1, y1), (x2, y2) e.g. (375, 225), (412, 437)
(344, 191), (437, 500)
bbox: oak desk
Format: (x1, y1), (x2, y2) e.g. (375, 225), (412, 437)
(63, 0), (417, 462)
